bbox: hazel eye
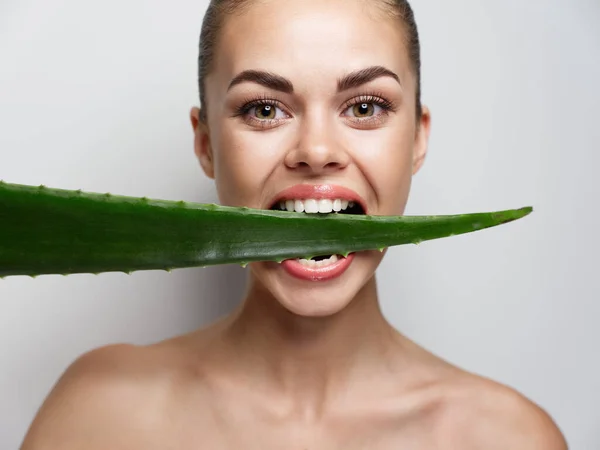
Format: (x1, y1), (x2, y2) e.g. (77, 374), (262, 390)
(250, 104), (286, 120)
(354, 103), (373, 117)
(344, 102), (383, 118)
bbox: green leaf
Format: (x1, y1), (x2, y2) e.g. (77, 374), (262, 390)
(0, 181), (532, 277)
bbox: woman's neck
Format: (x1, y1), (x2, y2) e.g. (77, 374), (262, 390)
(216, 275), (407, 416)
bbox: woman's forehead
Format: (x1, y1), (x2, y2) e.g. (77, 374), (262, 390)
(211, 0), (411, 91)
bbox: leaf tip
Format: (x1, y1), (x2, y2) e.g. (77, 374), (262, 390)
(519, 206), (534, 217)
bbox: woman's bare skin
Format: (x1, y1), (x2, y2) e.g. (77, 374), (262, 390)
(22, 281), (565, 449)
(21, 0), (567, 448)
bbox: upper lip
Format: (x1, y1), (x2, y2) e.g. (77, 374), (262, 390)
(268, 184), (368, 213)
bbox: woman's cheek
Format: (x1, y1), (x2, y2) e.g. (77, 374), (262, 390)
(212, 130), (269, 207)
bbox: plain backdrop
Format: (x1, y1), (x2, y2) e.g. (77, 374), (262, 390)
(1, 0), (598, 448)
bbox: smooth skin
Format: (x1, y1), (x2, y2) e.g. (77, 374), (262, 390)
(21, 0), (567, 448)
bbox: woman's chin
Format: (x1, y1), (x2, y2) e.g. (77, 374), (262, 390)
(273, 288), (357, 318)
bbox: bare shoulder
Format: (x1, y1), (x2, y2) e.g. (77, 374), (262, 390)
(20, 340), (191, 449)
(440, 373), (568, 450)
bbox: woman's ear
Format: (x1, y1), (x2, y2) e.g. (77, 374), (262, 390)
(190, 106), (215, 179)
(412, 105), (431, 176)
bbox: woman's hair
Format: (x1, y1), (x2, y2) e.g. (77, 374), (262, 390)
(197, 0), (422, 122)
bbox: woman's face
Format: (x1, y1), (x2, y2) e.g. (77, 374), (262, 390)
(191, 0), (430, 316)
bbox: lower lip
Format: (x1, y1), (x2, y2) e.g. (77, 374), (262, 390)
(280, 253), (355, 281)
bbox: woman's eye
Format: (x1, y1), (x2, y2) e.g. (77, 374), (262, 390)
(344, 102), (382, 118)
(249, 104), (286, 120)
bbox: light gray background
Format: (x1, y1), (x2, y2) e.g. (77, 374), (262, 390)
(1, 0), (598, 448)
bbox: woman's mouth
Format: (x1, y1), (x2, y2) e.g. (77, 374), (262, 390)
(272, 198), (365, 215)
(280, 253), (356, 281)
(267, 184), (366, 281)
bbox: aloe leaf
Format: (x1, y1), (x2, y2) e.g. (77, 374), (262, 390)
(0, 181), (532, 277)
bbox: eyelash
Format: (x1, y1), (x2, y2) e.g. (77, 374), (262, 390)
(233, 95), (285, 127)
(233, 92), (396, 127)
(342, 93), (396, 115)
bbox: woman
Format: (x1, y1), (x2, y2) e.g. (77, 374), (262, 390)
(22, 0), (567, 448)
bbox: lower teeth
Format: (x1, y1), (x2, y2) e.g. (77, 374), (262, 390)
(297, 254), (339, 268)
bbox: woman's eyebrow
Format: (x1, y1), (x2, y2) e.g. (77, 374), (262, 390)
(227, 65), (401, 93)
(337, 66), (401, 92)
(227, 70), (294, 93)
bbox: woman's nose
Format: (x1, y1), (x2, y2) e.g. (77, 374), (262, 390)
(284, 116), (350, 175)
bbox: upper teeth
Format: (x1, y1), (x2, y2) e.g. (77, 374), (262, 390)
(277, 199), (355, 213)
